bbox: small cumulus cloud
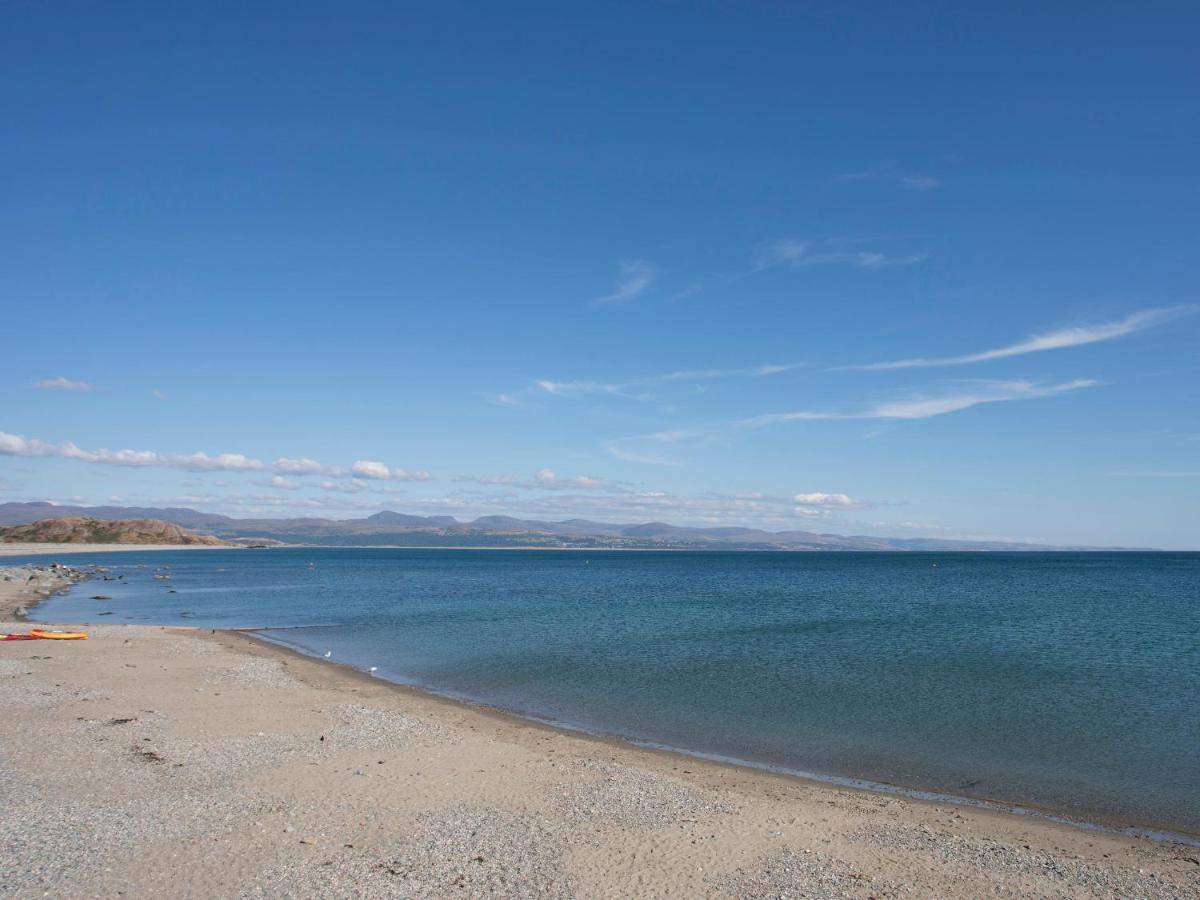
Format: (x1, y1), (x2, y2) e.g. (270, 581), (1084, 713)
(273, 457), (332, 476)
(351, 460), (431, 482)
(351, 460), (392, 480)
(794, 492), (862, 508)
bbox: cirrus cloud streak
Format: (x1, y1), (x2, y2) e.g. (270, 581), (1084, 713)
(741, 379), (1098, 427)
(849, 306), (1196, 370)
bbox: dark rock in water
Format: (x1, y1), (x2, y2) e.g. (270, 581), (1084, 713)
(91, 595), (112, 600)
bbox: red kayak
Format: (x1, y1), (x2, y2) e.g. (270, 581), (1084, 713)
(2, 634), (38, 641)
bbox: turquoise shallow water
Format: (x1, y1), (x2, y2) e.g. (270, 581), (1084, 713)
(27, 548), (1200, 835)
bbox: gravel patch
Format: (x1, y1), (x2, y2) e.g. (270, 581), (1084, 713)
(0, 678), (112, 709)
(857, 823), (1199, 899)
(321, 704), (451, 751)
(0, 658), (31, 676)
(0, 757), (288, 899)
(713, 848), (898, 899)
(553, 760), (733, 829)
(61, 703), (448, 789)
(165, 635), (223, 656)
(244, 806), (571, 899)
(135, 731), (314, 783)
(202, 658), (299, 689)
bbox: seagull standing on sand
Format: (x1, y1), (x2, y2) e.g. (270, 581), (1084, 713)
(369, 666), (378, 673)
(324, 650), (332, 658)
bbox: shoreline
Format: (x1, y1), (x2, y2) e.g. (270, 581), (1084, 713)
(4, 566), (1199, 896)
(21, 561), (1200, 846)
(248, 627), (1200, 849)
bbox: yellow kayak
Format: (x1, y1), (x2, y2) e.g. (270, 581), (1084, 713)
(30, 629), (88, 641)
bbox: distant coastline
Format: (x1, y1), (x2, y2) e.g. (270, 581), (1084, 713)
(0, 543), (232, 559)
(0, 501), (1157, 552)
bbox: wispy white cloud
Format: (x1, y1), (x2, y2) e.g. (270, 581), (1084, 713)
(603, 441), (679, 466)
(741, 379), (1099, 427)
(603, 429), (704, 467)
(657, 363), (802, 382)
(533, 379), (626, 398)
(502, 361), (804, 406)
(759, 238), (928, 270)
(594, 260), (655, 305)
(0, 431), (431, 482)
(852, 306), (1197, 370)
(455, 468), (620, 491)
(34, 377), (96, 392)
(1109, 470), (1200, 478)
(151, 388), (167, 401)
(319, 479), (368, 494)
(834, 164), (940, 191)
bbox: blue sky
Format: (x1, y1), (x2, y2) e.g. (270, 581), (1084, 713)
(2, 3), (1197, 548)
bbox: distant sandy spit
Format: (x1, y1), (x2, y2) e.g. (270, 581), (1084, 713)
(0, 542), (233, 558)
(0, 570), (1197, 898)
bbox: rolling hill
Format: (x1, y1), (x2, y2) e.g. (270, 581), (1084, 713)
(0, 516), (230, 546)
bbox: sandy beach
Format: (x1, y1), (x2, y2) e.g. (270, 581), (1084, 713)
(1, 565), (1197, 898)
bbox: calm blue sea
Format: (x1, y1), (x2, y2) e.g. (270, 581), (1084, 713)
(26, 548), (1200, 836)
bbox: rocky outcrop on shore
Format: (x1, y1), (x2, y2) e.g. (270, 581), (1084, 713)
(0, 564), (88, 620)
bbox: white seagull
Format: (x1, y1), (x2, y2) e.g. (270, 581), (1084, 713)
(369, 666), (378, 673)
(323, 651), (332, 658)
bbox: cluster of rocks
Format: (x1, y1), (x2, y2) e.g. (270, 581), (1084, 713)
(0, 564), (89, 619)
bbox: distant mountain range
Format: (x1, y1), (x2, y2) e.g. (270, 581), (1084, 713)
(0, 502), (1136, 551)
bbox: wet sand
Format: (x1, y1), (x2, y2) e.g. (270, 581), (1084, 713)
(1, 566), (1197, 898)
